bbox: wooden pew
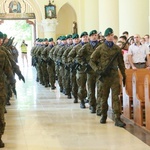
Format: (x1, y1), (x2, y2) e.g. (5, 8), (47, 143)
(144, 74), (150, 130)
(132, 69), (150, 126)
(123, 69), (134, 119)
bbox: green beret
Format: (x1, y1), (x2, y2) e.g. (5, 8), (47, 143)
(66, 34), (72, 39)
(38, 38), (41, 42)
(80, 31), (88, 38)
(0, 31), (3, 39)
(89, 30), (97, 36)
(104, 28), (113, 36)
(36, 38), (39, 41)
(72, 34), (79, 39)
(48, 38), (53, 42)
(57, 36), (61, 40)
(61, 36), (67, 41)
(3, 34), (7, 38)
(38, 39), (43, 42)
(44, 38), (48, 41)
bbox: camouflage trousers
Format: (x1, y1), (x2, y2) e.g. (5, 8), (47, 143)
(47, 62), (56, 88)
(37, 63), (44, 84)
(70, 71), (78, 99)
(96, 80), (101, 112)
(35, 64), (39, 81)
(41, 62), (49, 86)
(99, 73), (121, 116)
(64, 69), (71, 95)
(55, 65), (63, 91)
(87, 72), (97, 107)
(0, 96), (6, 135)
(58, 65), (65, 92)
(76, 71), (87, 101)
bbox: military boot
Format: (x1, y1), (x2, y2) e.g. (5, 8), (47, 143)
(67, 93), (72, 99)
(114, 114), (126, 127)
(90, 106), (96, 113)
(115, 118), (126, 127)
(74, 98), (78, 103)
(45, 83), (49, 87)
(4, 107), (7, 114)
(0, 135), (4, 148)
(62, 89), (67, 95)
(100, 115), (107, 124)
(36, 77), (39, 82)
(80, 100), (85, 108)
(51, 86), (56, 90)
(60, 88), (63, 93)
(96, 109), (101, 116)
(6, 99), (11, 106)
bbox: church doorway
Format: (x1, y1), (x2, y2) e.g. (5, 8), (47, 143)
(0, 20), (33, 66)
(0, 0), (39, 67)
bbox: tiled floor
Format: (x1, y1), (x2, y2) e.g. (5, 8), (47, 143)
(3, 66), (150, 150)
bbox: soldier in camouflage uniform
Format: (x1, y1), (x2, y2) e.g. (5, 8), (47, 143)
(10, 45), (19, 63)
(31, 38), (38, 67)
(35, 39), (46, 85)
(62, 34), (80, 101)
(68, 31), (89, 107)
(55, 36), (68, 94)
(52, 37), (64, 92)
(0, 31), (16, 148)
(90, 28), (126, 127)
(31, 39), (41, 82)
(1, 34), (25, 106)
(42, 38), (56, 89)
(40, 38), (49, 87)
(61, 34), (73, 98)
(69, 34), (81, 102)
(77, 30), (100, 113)
(49, 37), (62, 88)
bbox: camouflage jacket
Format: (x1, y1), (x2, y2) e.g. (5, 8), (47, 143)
(90, 43), (126, 78)
(0, 49), (15, 96)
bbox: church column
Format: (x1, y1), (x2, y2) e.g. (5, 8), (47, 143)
(98, 0), (119, 36)
(41, 19), (58, 40)
(79, 0), (99, 32)
(119, 0), (149, 36)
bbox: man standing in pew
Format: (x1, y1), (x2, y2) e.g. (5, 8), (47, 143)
(128, 34), (150, 69)
(90, 27), (126, 127)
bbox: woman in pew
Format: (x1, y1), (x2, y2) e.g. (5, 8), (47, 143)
(128, 34), (150, 69)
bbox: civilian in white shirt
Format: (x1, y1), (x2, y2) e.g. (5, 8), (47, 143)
(128, 34), (150, 69)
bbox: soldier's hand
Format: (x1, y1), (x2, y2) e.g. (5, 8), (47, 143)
(12, 87), (17, 97)
(19, 74), (25, 83)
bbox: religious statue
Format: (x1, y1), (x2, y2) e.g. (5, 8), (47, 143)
(72, 21), (78, 34)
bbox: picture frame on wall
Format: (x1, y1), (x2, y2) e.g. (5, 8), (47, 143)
(45, 2), (56, 19)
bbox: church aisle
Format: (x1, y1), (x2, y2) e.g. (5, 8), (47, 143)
(3, 66), (150, 150)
